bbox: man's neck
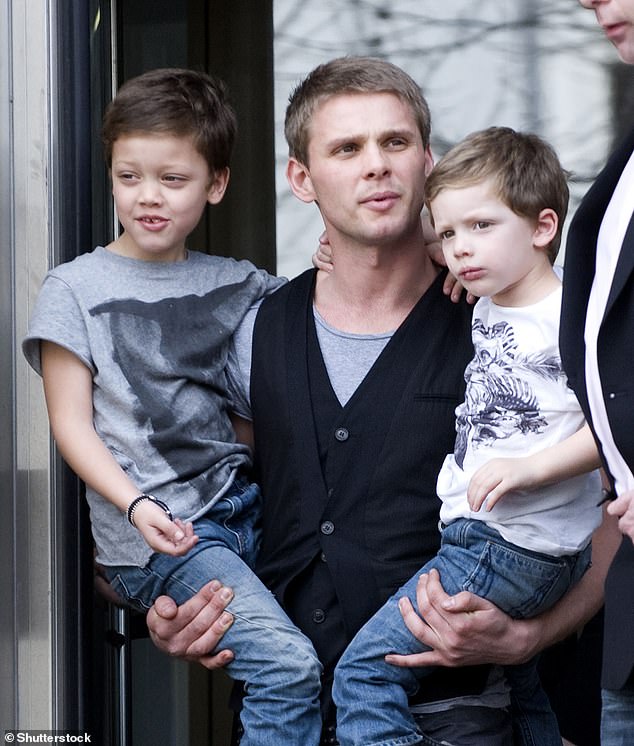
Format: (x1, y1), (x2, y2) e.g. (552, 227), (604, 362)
(314, 240), (439, 334)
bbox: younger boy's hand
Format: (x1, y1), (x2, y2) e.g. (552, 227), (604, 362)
(133, 500), (199, 556)
(467, 457), (535, 512)
(312, 232), (333, 272)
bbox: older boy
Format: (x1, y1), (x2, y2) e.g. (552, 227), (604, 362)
(331, 127), (603, 746)
(22, 67), (322, 746)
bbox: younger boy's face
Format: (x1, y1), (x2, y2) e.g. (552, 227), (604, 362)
(109, 133), (227, 262)
(430, 179), (556, 307)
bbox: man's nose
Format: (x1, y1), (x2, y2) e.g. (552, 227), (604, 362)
(363, 144), (390, 178)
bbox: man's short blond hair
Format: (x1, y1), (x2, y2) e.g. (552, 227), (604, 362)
(284, 56), (431, 166)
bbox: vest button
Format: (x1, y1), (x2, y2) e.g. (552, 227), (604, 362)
(334, 427), (349, 442)
(320, 552), (327, 562)
(320, 520), (335, 535)
(312, 608), (326, 623)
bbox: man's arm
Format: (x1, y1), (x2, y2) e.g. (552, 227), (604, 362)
(468, 423), (601, 511)
(230, 413), (254, 451)
(386, 507), (620, 668)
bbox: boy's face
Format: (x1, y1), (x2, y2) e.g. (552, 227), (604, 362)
(579, 0), (634, 63)
(430, 179), (557, 307)
(109, 133), (227, 262)
(286, 92), (432, 252)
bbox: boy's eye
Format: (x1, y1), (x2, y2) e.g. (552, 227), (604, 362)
(163, 175), (185, 183)
(474, 221), (491, 230)
(439, 230), (454, 240)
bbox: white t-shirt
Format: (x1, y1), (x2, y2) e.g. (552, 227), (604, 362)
(438, 287), (602, 556)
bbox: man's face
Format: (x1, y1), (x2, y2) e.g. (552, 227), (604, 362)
(289, 92), (432, 251)
(579, 0), (634, 64)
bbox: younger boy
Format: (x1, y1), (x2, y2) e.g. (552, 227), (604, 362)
(22, 67), (322, 746)
(332, 127), (603, 745)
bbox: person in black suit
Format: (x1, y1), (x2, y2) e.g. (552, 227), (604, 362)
(559, 1), (634, 743)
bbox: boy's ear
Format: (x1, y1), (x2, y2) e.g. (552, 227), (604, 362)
(533, 208), (558, 249)
(207, 168), (230, 205)
(286, 158), (316, 203)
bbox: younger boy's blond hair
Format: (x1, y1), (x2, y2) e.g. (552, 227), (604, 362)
(426, 126), (569, 263)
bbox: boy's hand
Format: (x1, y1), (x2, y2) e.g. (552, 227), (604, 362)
(312, 232), (333, 272)
(467, 456), (535, 512)
(132, 500), (199, 556)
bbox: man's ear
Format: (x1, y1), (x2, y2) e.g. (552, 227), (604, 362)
(423, 145), (434, 178)
(207, 167), (230, 205)
(286, 158), (316, 203)
(533, 208), (558, 248)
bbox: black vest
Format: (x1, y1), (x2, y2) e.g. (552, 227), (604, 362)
(250, 269), (490, 704)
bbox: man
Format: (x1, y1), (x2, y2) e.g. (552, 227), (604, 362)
(147, 57), (617, 744)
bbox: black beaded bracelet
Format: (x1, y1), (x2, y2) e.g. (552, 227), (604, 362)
(127, 494), (173, 527)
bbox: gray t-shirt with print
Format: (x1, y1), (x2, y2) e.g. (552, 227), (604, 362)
(23, 245), (283, 567)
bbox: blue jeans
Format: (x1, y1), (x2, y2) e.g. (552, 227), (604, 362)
(105, 480), (323, 746)
(601, 685), (634, 745)
(333, 518), (591, 746)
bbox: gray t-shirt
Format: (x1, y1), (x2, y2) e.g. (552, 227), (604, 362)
(23, 245), (283, 567)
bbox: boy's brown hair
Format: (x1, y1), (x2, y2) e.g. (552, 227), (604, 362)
(426, 126), (570, 263)
(284, 56), (431, 166)
(102, 68), (237, 177)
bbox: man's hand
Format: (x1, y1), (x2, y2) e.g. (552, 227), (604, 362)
(607, 489), (634, 542)
(385, 569), (534, 668)
(146, 580), (235, 669)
